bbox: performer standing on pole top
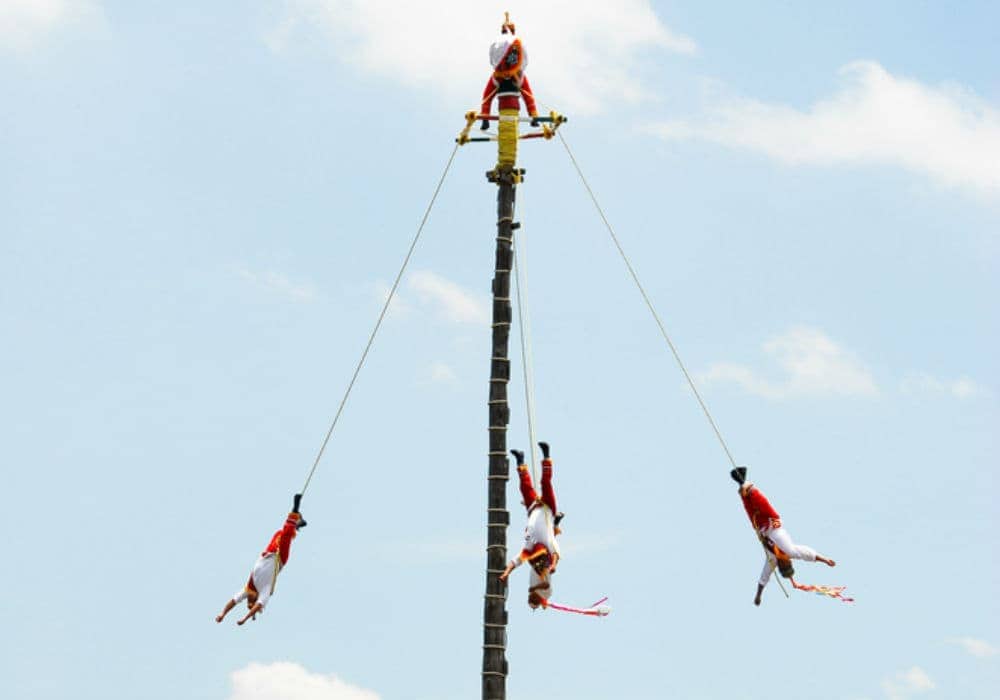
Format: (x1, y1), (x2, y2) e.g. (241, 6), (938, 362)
(730, 467), (837, 606)
(500, 441), (565, 609)
(480, 13), (540, 171)
(215, 494), (307, 625)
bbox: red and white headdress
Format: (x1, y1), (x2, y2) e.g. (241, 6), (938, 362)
(489, 13), (526, 77)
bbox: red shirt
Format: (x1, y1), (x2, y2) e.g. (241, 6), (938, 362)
(740, 486), (781, 531)
(262, 513), (299, 566)
(481, 74), (538, 117)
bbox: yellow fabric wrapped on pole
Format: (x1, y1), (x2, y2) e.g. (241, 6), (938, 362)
(497, 108), (519, 169)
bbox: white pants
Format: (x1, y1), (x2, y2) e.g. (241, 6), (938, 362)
(523, 504), (559, 556)
(233, 552), (278, 609)
(523, 506), (559, 607)
(758, 525), (816, 587)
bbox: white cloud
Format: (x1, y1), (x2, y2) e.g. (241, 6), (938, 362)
(949, 637), (1000, 658)
(698, 327), (878, 400)
(426, 361), (458, 384)
(237, 266), (317, 302)
(881, 666), (935, 700)
(408, 270), (489, 325)
(228, 662), (379, 700)
(0, 0), (103, 51)
(901, 373), (989, 399)
(372, 271), (485, 326)
(268, 0), (694, 115)
(652, 61), (1000, 197)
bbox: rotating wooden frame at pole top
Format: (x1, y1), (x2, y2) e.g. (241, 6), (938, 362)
(456, 111), (568, 146)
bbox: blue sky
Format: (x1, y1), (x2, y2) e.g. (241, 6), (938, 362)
(2, 2), (997, 699)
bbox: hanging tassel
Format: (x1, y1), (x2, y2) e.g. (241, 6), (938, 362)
(792, 580), (854, 603)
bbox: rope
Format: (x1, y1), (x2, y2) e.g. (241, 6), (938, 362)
(512, 173), (555, 539)
(512, 184), (539, 481)
(556, 133), (788, 599)
(557, 133), (738, 470)
(299, 143), (460, 496)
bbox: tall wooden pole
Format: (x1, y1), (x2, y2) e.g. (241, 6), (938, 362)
(481, 166), (522, 700)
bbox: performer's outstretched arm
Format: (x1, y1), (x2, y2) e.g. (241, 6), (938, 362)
(499, 559), (518, 582)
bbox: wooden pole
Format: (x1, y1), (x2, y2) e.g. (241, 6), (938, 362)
(481, 166), (523, 700)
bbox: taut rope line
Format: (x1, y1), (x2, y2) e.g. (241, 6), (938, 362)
(512, 182), (552, 533)
(557, 133), (738, 471)
(556, 134), (789, 598)
(299, 143), (460, 496)
(512, 188), (540, 481)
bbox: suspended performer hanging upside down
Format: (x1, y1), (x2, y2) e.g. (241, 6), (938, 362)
(499, 441), (565, 609)
(480, 13), (539, 170)
(730, 467), (836, 606)
(215, 494), (306, 625)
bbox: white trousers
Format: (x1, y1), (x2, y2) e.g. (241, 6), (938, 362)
(523, 505), (560, 606)
(233, 552), (278, 609)
(523, 504), (559, 556)
(758, 525), (817, 587)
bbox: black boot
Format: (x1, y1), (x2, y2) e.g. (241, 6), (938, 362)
(293, 493), (303, 513)
(538, 442), (550, 459)
(730, 467), (747, 485)
(510, 449), (525, 465)
(554, 512), (565, 528)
